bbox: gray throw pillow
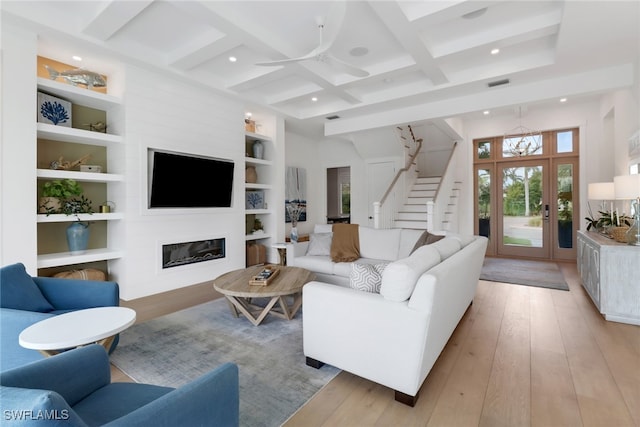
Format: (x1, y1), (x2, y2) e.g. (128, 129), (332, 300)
(306, 232), (333, 256)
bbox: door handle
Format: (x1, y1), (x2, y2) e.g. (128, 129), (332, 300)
(544, 204), (550, 221)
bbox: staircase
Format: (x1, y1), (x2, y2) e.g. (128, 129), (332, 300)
(393, 177), (461, 231)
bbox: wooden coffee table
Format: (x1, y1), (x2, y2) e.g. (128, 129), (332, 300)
(19, 307), (136, 356)
(213, 265), (315, 326)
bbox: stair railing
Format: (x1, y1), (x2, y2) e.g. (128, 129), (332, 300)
(427, 141), (458, 232)
(373, 126), (422, 229)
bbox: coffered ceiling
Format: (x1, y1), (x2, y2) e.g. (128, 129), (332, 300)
(2, 1), (638, 139)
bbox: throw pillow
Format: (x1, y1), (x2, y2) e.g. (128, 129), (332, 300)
(349, 263), (389, 293)
(330, 223), (360, 262)
(0, 263), (54, 312)
(410, 230), (445, 254)
(306, 233), (333, 256)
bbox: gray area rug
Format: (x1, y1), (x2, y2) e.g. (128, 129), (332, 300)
(480, 258), (569, 291)
(111, 298), (340, 427)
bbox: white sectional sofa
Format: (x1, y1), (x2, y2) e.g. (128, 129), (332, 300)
(286, 224), (430, 287)
(295, 224), (488, 406)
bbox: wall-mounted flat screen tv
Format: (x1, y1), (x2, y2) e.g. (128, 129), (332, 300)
(148, 149), (234, 208)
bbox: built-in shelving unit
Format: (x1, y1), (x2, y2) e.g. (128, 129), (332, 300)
(244, 131), (275, 265)
(36, 76), (124, 269)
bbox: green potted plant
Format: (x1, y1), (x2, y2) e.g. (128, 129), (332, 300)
(39, 179), (83, 214)
(61, 195), (94, 255)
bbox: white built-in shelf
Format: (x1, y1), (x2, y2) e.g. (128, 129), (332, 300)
(245, 183), (273, 190)
(37, 78), (121, 109)
(245, 233), (272, 241)
(246, 209), (271, 215)
(245, 131), (272, 142)
(37, 169), (124, 182)
(37, 123), (122, 146)
(37, 248), (124, 269)
(37, 213), (124, 223)
(245, 157), (273, 166)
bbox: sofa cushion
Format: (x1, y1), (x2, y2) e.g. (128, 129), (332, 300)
(447, 233), (475, 248)
(292, 256), (335, 276)
(380, 245), (441, 302)
(398, 229), (427, 259)
(330, 224), (360, 262)
(359, 227), (401, 261)
(430, 238), (461, 260)
(349, 263), (389, 293)
(0, 263), (54, 312)
(333, 258), (385, 278)
(306, 233), (333, 256)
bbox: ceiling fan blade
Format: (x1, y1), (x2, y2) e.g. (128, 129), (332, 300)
(323, 54), (369, 78)
(255, 50), (319, 67)
(317, 1), (347, 52)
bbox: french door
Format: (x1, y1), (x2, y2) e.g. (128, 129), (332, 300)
(474, 129), (579, 261)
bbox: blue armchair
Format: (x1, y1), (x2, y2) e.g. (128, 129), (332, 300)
(0, 263), (120, 371)
(0, 344), (239, 426)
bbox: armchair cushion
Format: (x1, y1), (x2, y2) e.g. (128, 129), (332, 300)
(0, 263), (54, 312)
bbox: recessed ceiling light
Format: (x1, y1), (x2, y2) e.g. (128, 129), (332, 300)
(560, 98), (567, 103)
(311, 97), (318, 102)
(483, 110), (490, 115)
(229, 56), (237, 62)
(72, 55), (82, 61)
(349, 46), (369, 57)
(491, 48), (500, 55)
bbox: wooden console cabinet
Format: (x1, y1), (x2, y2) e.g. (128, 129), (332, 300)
(577, 231), (640, 325)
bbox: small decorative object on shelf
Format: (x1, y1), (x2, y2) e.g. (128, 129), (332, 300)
(245, 165), (258, 183)
(245, 118), (256, 133)
(99, 201), (115, 213)
(50, 154), (91, 171)
(39, 179), (83, 214)
(38, 92), (71, 127)
(44, 64), (107, 89)
(66, 221), (90, 255)
(252, 139), (264, 159)
(246, 190), (265, 209)
(83, 121), (107, 133)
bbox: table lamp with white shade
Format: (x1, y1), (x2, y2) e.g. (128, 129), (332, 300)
(614, 174), (640, 246)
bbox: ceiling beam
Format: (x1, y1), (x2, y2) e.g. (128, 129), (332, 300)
(368, 1), (448, 85)
(325, 64), (634, 136)
(82, 0), (153, 41)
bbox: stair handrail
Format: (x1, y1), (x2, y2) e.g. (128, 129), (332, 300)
(379, 128), (423, 207)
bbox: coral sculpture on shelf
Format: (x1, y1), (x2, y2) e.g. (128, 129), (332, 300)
(50, 154), (91, 171)
(40, 100), (70, 125)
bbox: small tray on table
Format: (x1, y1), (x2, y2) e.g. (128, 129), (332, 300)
(249, 267), (280, 286)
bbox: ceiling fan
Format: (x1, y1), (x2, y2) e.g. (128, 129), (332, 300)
(256, 9), (369, 78)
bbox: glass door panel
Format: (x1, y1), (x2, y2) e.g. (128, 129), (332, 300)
(474, 165), (494, 255)
(553, 158), (578, 260)
(497, 160), (549, 258)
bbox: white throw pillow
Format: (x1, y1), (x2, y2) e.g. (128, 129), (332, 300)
(349, 263), (389, 293)
(380, 245), (441, 302)
(306, 233), (333, 256)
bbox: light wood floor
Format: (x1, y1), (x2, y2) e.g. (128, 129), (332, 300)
(112, 263), (640, 426)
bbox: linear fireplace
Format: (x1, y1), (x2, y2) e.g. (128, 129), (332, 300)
(162, 237), (225, 269)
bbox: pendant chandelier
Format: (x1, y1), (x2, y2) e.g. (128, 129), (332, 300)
(503, 106), (542, 156)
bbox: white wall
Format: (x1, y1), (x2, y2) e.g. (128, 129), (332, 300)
(111, 65), (246, 300)
(0, 23), (38, 272)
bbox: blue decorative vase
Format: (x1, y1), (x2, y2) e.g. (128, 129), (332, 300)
(252, 140), (264, 159)
(66, 222), (90, 255)
(290, 224), (298, 243)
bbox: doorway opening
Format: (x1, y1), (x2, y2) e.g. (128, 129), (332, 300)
(327, 167), (350, 224)
(473, 128), (579, 261)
